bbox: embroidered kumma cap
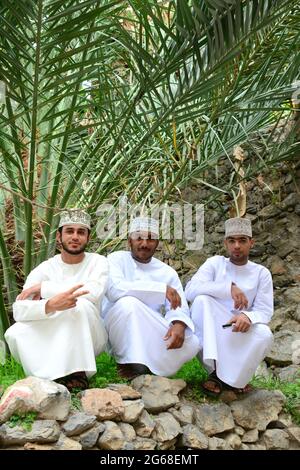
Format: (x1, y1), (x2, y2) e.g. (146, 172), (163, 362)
(129, 217), (159, 238)
(59, 209), (91, 230)
(225, 217), (252, 238)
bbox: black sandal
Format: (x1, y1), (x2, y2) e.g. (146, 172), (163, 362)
(56, 372), (89, 391)
(200, 371), (224, 397)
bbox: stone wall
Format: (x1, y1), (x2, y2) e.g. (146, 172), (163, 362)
(0, 376), (299, 451)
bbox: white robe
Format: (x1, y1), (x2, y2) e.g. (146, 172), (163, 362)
(5, 253), (108, 380)
(102, 251), (200, 376)
(185, 255), (273, 388)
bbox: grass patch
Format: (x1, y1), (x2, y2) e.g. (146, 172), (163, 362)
(0, 355), (25, 392)
(8, 411), (37, 431)
(89, 353), (127, 388)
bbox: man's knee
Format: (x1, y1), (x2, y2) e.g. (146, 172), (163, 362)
(114, 296), (144, 312)
(192, 294), (211, 308)
(253, 323), (273, 344)
(190, 295), (211, 320)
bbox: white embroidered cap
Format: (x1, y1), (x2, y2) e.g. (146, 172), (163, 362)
(59, 209), (91, 230)
(225, 217), (252, 238)
(129, 217), (159, 238)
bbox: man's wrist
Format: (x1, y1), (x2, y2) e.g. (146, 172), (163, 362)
(45, 300), (53, 314)
(241, 312), (251, 323)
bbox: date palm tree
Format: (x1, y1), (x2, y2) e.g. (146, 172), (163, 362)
(0, 0), (299, 339)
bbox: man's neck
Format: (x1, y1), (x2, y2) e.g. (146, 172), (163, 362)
(229, 257), (248, 266)
(61, 251), (85, 264)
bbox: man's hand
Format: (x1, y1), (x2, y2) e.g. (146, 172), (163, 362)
(45, 284), (89, 314)
(229, 313), (251, 333)
(17, 284), (42, 301)
(166, 286), (181, 310)
(164, 321), (186, 349)
(231, 283), (248, 310)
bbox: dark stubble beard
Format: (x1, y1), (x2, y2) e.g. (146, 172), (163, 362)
(61, 241), (88, 255)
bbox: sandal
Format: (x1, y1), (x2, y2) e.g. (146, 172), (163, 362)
(234, 383), (255, 394)
(117, 363), (150, 380)
(200, 371), (254, 397)
(200, 371), (224, 397)
(56, 372), (89, 391)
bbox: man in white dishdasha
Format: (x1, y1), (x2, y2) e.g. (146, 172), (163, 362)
(102, 216), (200, 380)
(185, 217), (273, 396)
(5, 209), (108, 390)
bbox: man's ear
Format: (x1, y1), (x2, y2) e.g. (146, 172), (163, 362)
(56, 231), (61, 243)
(250, 238), (255, 248)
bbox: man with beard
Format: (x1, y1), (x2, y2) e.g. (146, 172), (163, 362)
(102, 216), (200, 380)
(5, 209), (108, 390)
(185, 217), (273, 396)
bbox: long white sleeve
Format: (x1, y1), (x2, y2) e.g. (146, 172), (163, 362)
(164, 272), (194, 332)
(13, 263), (50, 321)
(185, 257), (232, 303)
(106, 257), (167, 305)
(243, 268), (273, 324)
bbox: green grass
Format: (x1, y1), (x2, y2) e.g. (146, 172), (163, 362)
(1, 353), (300, 425)
(0, 355), (26, 393)
(7, 411), (37, 431)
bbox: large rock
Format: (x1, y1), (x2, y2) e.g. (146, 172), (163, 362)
(62, 412), (97, 436)
(242, 429), (259, 443)
(277, 365), (300, 382)
(266, 330), (300, 366)
(119, 423), (136, 442)
(81, 389), (124, 421)
(270, 256), (287, 275)
(122, 399), (144, 423)
(230, 390), (286, 431)
(0, 377), (70, 423)
(168, 404), (194, 425)
(208, 437), (232, 450)
(225, 433), (242, 449)
(152, 412), (182, 443)
(287, 427), (300, 445)
(258, 205), (281, 219)
(194, 403), (234, 436)
(284, 287), (300, 304)
(179, 424), (208, 449)
(131, 375), (186, 413)
(262, 429), (290, 450)
(134, 409), (155, 438)
(54, 433), (82, 450)
(98, 421), (124, 450)
(78, 423), (105, 449)
(281, 193), (299, 209)
(131, 437), (156, 450)
(0, 420), (60, 446)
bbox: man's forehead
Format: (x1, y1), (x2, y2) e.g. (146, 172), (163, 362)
(130, 230), (158, 240)
(62, 224), (88, 230)
(226, 235), (250, 240)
